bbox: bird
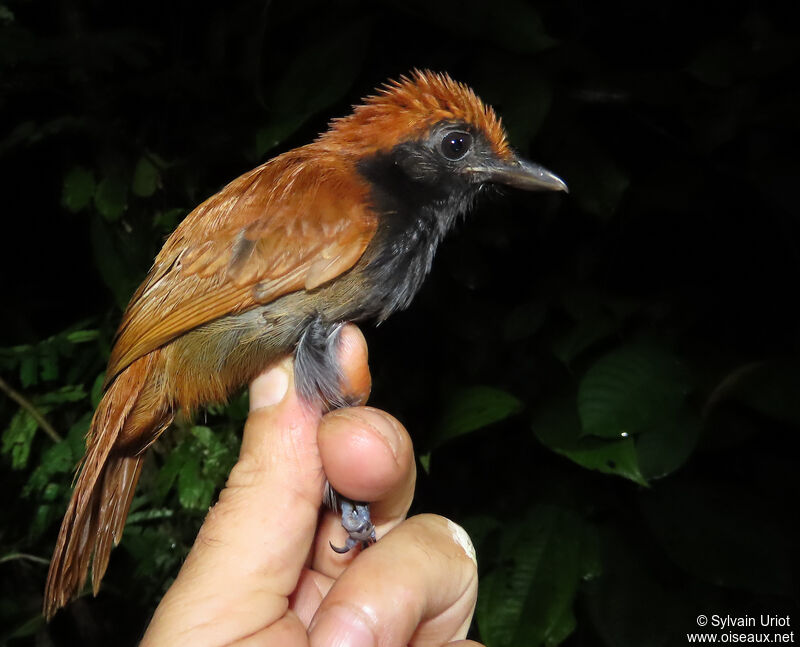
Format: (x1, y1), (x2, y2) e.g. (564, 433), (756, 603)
(43, 69), (567, 619)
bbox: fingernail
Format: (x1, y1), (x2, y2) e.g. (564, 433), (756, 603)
(249, 364), (289, 411)
(448, 519), (478, 566)
(310, 606), (376, 647)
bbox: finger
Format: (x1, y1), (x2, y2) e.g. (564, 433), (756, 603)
(142, 358), (322, 647)
(308, 515), (479, 647)
(287, 567), (334, 630)
(337, 324), (371, 405)
(313, 406), (416, 577)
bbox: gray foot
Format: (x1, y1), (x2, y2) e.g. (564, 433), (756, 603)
(330, 500), (376, 554)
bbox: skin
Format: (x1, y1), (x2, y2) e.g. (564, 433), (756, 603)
(141, 325), (484, 647)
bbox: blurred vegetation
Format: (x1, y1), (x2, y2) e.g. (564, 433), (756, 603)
(1, 0), (799, 645)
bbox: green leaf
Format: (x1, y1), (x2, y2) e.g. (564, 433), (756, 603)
(94, 175), (128, 221)
(225, 390), (251, 423)
(65, 414), (90, 459)
(543, 605), (578, 646)
(0, 5), (16, 25)
(205, 392), (249, 422)
(578, 343), (690, 439)
(431, 386), (523, 450)
(586, 528), (690, 647)
(24, 437), (74, 496)
(635, 409), (701, 481)
(533, 397), (648, 486)
(61, 166), (96, 213)
(152, 207), (185, 233)
(459, 515), (501, 554)
(121, 525), (186, 583)
(708, 360), (800, 426)
(157, 428), (232, 511)
(177, 454), (214, 510)
(90, 215), (141, 308)
(552, 312), (619, 365)
(131, 155), (159, 197)
(472, 59), (553, 148)
(4, 613), (45, 640)
(39, 342), (58, 381)
(192, 425), (236, 484)
(273, 20), (369, 117)
(36, 384), (86, 405)
(155, 441), (192, 503)
(0, 120), (36, 155)
(255, 19), (369, 156)
(502, 301), (548, 342)
(91, 372), (105, 408)
(29, 501), (63, 541)
(65, 329), (99, 344)
(2, 409), (38, 469)
(126, 508), (174, 525)
(476, 505), (600, 647)
(419, 452), (431, 474)
(640, 476), (793, 595)
(255, 114), (309, 158)
(20, 354), (37, 387)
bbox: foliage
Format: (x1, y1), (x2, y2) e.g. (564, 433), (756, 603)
(1, 0), (798, 645)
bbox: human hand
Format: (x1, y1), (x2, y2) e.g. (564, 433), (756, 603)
(141, 324), (482, 646)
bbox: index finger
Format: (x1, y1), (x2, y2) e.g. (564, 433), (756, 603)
(141, 358), (323, 646)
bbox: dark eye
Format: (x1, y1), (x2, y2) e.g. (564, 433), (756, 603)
(440, 131), (473, 160)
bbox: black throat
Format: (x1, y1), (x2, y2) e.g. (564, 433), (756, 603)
(355, 146), (480, 322)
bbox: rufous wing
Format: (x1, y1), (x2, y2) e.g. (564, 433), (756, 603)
(105, 148), (377, 384)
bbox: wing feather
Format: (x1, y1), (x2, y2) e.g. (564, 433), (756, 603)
(105, 148), (377, 384)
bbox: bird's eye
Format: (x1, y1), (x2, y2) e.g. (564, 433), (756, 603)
(440, 131), (473, 161)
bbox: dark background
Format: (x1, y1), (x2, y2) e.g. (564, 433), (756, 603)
(1, 1), (798, 645)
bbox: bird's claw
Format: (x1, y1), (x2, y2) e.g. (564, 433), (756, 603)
(330, 500), (376, 554)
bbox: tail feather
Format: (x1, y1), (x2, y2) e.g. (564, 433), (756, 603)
(43, 353), (168, 620)
(90, 454), (144, 595)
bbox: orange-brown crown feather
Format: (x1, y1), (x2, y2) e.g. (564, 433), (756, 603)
(319, 69), (511, 160)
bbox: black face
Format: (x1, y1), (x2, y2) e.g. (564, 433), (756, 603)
(356, 121), (494, 230)
(353, 120), (566, 323)
(353, 122), (496, 323)
(388, 122), (497, 194)
(384, 121), (568, 195)
(357, 120), (566, 217)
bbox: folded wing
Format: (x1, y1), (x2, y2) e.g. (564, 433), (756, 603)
(105, 149), (377, 384)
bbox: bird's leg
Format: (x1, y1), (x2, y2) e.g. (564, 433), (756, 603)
(295, 315), (376, 553)
(323, 482), (376, 553)
(295, 315), (349, 410)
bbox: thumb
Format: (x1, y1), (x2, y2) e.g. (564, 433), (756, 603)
(142, 358), (324, 646)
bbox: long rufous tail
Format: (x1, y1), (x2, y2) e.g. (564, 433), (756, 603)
(43, 353), (171, 619)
